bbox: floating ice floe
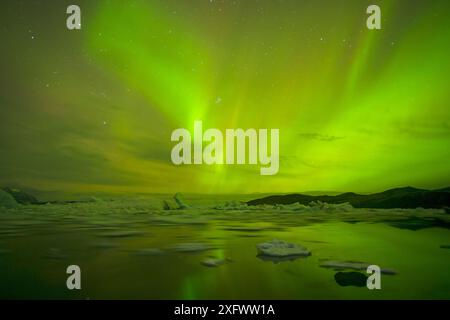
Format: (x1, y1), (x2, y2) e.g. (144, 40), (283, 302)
(256, 239), (311, 259)
(201, 258), (229, 267)
(174, 193), (190, 209)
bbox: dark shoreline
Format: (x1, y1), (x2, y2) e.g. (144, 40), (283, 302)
(247, 186), (450, 209)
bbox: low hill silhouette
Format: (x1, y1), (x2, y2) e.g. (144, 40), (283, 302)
(247, 187), (450, 209)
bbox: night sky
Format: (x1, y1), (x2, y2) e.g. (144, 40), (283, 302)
(0, 0), (449, 194)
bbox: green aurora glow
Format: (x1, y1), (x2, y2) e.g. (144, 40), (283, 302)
(0, 0), (449, 194)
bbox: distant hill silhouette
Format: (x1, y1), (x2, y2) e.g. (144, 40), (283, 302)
(247, 187), (450, 209)
(435, 186), (450, 193)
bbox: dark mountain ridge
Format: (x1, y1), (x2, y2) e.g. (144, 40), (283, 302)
(247, 187), (450, 209)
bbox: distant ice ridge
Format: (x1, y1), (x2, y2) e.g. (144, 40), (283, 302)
(215, 200), (249, 210)
(304, 201), (354, 212)
(214, 200), (354, 212)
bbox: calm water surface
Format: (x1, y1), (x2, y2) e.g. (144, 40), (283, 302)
(0, 199), (449, 299)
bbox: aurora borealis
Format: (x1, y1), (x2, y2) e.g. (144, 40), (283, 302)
(0, 0), (449, 194)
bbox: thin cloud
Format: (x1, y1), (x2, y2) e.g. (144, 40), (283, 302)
(297, 133), (345, 142)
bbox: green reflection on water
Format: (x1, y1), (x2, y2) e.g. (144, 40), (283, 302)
(0, 198), (449, 299)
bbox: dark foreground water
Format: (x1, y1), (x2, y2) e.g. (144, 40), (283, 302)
(0, 197), (449, 299)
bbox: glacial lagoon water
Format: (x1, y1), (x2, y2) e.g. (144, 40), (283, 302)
(0, 195), (449, 299)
